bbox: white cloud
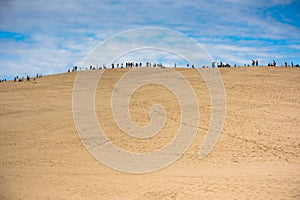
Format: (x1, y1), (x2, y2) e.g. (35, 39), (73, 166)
(289, 44), (300, 50)
(0, 0), (299, 79)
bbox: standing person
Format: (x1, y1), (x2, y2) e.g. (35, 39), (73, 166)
(256, 60), (258, 66)
(273, 60), (276, 66)
(291, 62), (294, 67)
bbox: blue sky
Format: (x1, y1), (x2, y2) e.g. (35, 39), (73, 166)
(0, 0), (299, 79)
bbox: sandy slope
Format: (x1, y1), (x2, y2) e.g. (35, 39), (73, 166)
(0, 67), (299, 199)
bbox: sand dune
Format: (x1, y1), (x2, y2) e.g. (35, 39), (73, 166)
(0, 67), (299, 199)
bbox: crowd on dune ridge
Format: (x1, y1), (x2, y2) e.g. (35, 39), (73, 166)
(68, 59), (299, 72)
(12, 73), (43, 83)
(2, 60), (299, 83)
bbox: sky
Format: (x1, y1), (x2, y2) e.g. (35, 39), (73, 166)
(0, 0), (300, 79)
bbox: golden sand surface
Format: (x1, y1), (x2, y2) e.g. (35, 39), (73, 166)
(0, 67), (299, 199)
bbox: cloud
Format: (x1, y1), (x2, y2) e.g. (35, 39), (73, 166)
(0, 0), (299, 79)
(289, 44), (300, 50)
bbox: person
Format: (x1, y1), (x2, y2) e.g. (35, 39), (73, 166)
(291, 62), (294, 67)
(273, 60), (276, 66)
(252, 60), (255, 66)
(285, 62), (287, 67)
(27, 75), (30, 81)
(256, 60), (258, 66)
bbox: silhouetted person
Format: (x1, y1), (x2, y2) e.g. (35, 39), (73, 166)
(212, 62), (215, 68)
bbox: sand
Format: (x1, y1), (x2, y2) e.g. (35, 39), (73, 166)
(0, 67), (299, 199)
